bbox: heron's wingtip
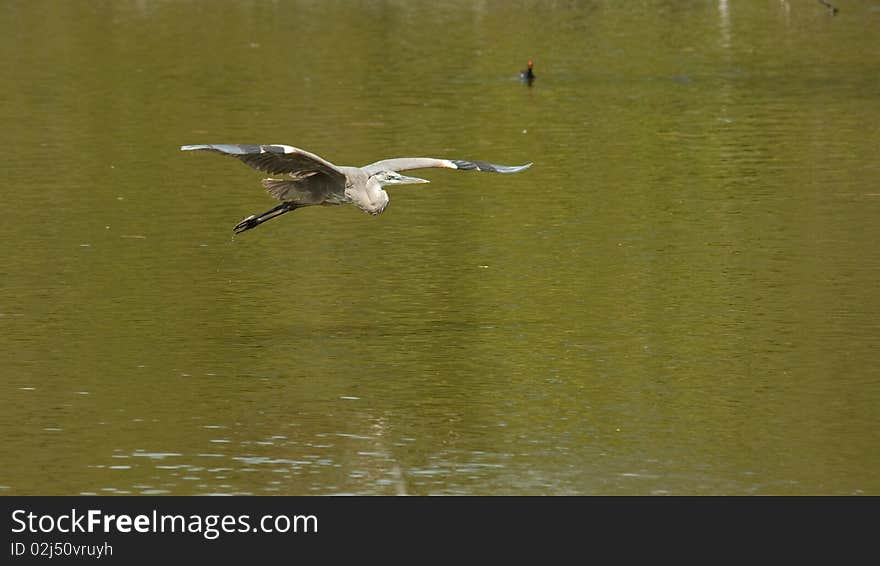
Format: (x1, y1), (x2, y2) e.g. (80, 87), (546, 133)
(451, 160), (534, 174)
(498, 162), (533, 174)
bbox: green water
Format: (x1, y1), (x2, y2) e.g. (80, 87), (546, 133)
(1, 0), (878, 495)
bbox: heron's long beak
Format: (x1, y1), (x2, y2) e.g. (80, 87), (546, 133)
(393, 174), (430, 185)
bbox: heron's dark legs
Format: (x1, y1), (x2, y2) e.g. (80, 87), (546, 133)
(233, 202), (298, 234)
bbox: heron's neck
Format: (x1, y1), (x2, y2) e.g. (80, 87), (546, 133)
(351, 177), (389, 215)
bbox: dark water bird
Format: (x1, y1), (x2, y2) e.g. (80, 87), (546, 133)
(180, 144), (532, 233)
(816, 0), (838, 14)
(520, 60), (536, 84)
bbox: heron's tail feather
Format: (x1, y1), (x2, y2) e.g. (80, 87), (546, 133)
(233, 201), (298, 234)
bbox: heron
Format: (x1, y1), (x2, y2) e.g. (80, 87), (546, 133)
(180, 144), (532, 233)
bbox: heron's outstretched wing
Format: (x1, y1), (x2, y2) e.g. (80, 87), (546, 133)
(362, 158), (532, 176)
(181, 144), (346, 181)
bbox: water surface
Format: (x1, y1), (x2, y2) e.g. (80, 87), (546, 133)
(1, 0), (879, 495)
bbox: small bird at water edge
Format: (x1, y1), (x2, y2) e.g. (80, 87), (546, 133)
(520, 60), (536, 84)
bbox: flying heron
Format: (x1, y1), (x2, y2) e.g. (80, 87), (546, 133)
(180, 144), (532, 233)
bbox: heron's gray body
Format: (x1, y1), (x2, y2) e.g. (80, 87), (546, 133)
(180, 144), (531, 233)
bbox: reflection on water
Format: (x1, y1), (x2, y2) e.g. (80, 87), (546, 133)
(1, 1), (879, 495)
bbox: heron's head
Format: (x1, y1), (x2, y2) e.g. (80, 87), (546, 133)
(372, 170), (430, 187)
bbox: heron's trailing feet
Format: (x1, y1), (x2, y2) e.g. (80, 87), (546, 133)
(233, 202), (299, 234)
(181, 144), (532, 233)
